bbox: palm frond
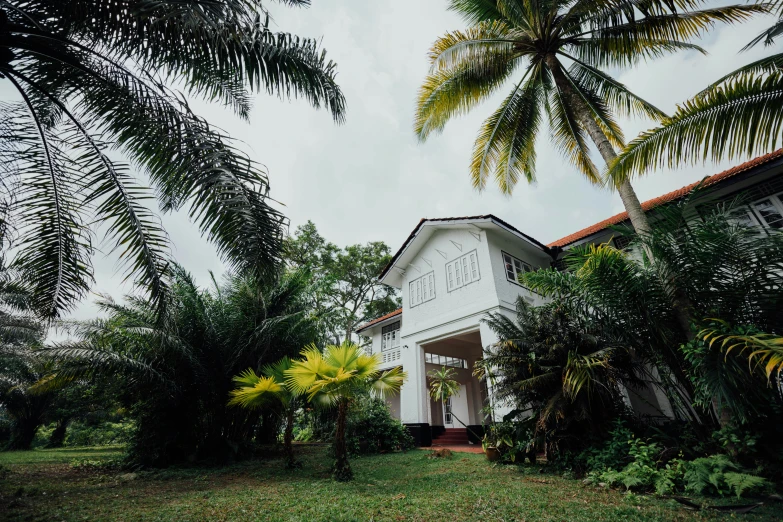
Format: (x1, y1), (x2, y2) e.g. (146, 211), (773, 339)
(470, 68), (546, 192)
(607, 73), (783, 184)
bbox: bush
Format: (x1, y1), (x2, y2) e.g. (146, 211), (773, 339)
(581, 420), (635, 473)
(482, 417), (536, 464)
(33, 420), (135, 448)
(345, 397), (413, 455)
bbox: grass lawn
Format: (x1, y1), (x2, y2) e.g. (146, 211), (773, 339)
(0, 445), (780, 521)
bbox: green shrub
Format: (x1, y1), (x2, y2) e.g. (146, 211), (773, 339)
(345, 397), (413, 455)
(682, 455), (768, 499)
(33, 420), (135, 448)
(581, 420), (635, 472)
(482, 418), (536, 464)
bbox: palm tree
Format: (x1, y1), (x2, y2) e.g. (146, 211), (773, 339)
(415, 0), (760, 236)
(284, 342), (406, 481)
(426, 366), (481, 440)
(39, 266), (319, 466)
(229, 357), (301, 468)
(0, 1), (346, 318)
(607, 0), (783, 183)
(477, 298), (641, 458)
(521, 203), (783, 428)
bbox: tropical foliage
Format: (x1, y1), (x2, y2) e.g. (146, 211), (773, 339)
(415, 0), (759, 233)
(0, 0), (345, 318)
(38, 266), (319, 466)
(608, 0), (783, 183)
(478, 299), (641, 458)
(283, 221), (400, 344)
(284, 342), (406, 481)
(229, 357), (301, 468)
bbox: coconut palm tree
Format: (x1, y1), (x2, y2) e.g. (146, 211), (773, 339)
(607, 0), (783, 183)
(0, 0), (345, 318)
(415, 0), (760, 236)
(284, 342), (406, 481)
(229, 357), (302, 468)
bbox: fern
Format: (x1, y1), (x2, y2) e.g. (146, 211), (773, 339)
(724, 472), (768, 499)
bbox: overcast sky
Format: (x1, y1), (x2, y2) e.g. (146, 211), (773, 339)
(67, 1), (776, 320)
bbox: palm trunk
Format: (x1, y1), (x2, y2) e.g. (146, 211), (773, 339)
(332, 397), (353, 481)
(47, 417), (70, 448)
(545, 55), (706, 423)
(283, 403), (296, 469)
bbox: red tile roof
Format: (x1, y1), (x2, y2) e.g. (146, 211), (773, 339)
(547, 150), (783, 248)
(355, 308), (402, 333)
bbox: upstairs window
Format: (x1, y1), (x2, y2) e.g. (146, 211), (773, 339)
(502, 251), (532, 285)
(381, 321), (401, 352)
(750, 194), (783, 229)
(409, 272), (436, 307)
(446, 250), (480, 292)
(613, 235), (633, 251)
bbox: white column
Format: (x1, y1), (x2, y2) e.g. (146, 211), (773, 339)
(399, 340), (428, 424)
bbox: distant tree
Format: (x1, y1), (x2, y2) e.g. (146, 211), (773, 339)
(284, 221), (400, 344)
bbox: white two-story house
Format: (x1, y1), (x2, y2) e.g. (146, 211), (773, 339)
(356, 150), (783, 446)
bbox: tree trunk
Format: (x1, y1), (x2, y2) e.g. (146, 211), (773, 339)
(283, 402), (297, 469)
(9, 417), (40, 450)
(47, 417), (70, 448)
(332, 397), (353, 481)
(545, 55), (651, 236)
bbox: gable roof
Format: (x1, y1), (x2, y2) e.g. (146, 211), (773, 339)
(355, 308), (402, 333)
(547, 149), (783, 248)
(379, 214), (551, 282)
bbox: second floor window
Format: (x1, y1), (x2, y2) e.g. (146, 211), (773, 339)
(502, 251), (531, 284)
(446, 250), (480, 291)
(750, 193), (783, 229)
(409, 272), (435, 307)
(381, 321), (400, 352)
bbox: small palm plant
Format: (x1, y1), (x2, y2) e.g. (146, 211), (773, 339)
(284, 342), (407, 481)
(427, 366), (481, 441)
(229, 357), (301, 469)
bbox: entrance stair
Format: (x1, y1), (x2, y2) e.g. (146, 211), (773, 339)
(432, 428), (470, 445)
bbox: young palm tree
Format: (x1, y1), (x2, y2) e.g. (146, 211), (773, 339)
(229, 357), (301, 468)
(415, 0), (760, 236)
(477, 299), (640, 458)
(284, 343), (406, 481)
(607, 0), (783, 183)
(0, 1), (345, 318)
(426, 366), (481, 440)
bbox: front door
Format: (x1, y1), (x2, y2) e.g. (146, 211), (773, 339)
(443, 384), (469, 427)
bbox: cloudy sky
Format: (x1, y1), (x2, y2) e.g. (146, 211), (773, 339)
(69, 1), (776, 319)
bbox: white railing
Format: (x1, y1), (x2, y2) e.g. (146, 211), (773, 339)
(382, 349), (401, 364)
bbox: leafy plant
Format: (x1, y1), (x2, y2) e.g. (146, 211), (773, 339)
(682, 455), (768, 498)
(589, 437), (684, 496)
(345, 396), (414, 456)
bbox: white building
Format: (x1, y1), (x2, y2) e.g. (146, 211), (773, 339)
(355, 151), (783, 446)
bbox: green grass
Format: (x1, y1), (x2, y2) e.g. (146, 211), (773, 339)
(0, 446), (779, 521)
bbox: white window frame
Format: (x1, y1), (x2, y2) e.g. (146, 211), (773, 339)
(502, 251), (532, 286)
(409, 272), (436, 307)
(748, 191), (783, 231)
(445, 250), (480, 292)
(381, 321), (401, 352)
